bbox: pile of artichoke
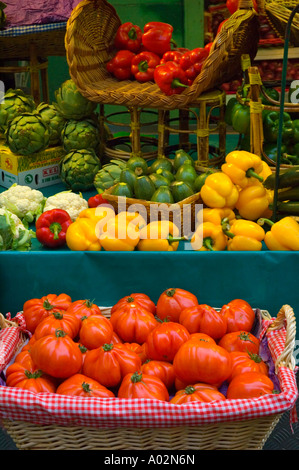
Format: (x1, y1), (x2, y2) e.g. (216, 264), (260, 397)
(60, 149), (101, 191)
(0, 89), (36, 134)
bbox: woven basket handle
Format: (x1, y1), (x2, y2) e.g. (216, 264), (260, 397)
(267, 304), (297, 371)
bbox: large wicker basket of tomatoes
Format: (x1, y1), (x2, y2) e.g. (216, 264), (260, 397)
(65, 0), (259, 110)
(0, 289), (297, 450)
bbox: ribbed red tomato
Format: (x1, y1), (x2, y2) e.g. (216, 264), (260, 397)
(170, 383), (226, 404)
(220, 299), (255, 333)
(218, 331), (260, 355)
(31, 328), (83, 379)
(34, 310), (81, 340)
(228, 351), (268, 381)
(123, 342), (147, 363)
(82, 342), (141, 388)
(111, 293), (156, 315)
(144, 321), (190, 362)
(79, 314), (113, 349)
(179, 304), (227, 339)
(173, 339), (232, 385)
(23, 293), (72, 333)
(56, 374), (115, 398)
(110, 302), (158, 344)
(227, 372), (275, 399)
(66, 299), (102, 322)
(5, 361), (57, 393)
(118, 371), (169, 401)
(156, 288), (198, 322)
(141, 360), (175, 389)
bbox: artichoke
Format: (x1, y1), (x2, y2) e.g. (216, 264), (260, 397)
(5, 112), (51, 155)
(60, 149), (101, 191)
(94, 159), (127, 194)
(54, 79), (97, 120)
(36, 102), (66, 146)
(61, 118), (100, 153)
(0, 89), (36, 134)
(0, 2), (7, 30)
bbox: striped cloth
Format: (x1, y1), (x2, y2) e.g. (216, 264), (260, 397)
(0, 311), (297, 429)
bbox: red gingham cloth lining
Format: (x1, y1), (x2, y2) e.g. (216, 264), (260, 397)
(0, 313), (297, 429)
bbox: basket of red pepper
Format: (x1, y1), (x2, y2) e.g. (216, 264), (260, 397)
(65, 0), (259, 110)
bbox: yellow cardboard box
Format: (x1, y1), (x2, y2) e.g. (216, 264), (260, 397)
(0, 142), (65, 189)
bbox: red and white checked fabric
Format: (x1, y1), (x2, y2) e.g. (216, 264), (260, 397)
(0, 312), (297, 429)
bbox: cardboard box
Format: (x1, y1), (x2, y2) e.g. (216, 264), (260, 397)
(0, 143), (65, 189)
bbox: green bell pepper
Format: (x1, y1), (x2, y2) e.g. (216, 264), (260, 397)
(231, 102), (251, 135)
(260, 87), (279, 106)
(264, 142), (299, 165)
(225, 97), (238, 126)
(263, 111), (294, 144)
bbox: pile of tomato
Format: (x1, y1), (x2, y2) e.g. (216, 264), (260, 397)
(4, 289), (278, 403)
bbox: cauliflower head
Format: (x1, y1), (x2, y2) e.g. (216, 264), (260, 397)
(43, 191), (88, 221)
(0, 208), (35, 251)
(0, 184), (46, 224)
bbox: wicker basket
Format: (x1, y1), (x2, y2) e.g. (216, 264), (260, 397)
(258, 0), (299, 46)
(0, 305), (297, 450)
(65, 0), (259, 110)
(101, 186), (203, 236)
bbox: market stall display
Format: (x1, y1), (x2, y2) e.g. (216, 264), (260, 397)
(0, 0), (299, 453)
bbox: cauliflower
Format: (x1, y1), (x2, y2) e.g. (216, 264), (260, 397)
(0, 184), (46, 225)
(0, 208), (35, 251)
(43, 190), (88, 221)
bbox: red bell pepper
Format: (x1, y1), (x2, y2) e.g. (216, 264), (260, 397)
(106, 50), (135, 80)
(160, 50), (185, 64)
(154, 61), (189, 96)
(142, 21), (176, 56)
(114, 22), (143, 53)
(88, 194), (108, 208)
(35, 209), (72, 248)
(131, 50), (161, 82)
(179, 47), (209, 85)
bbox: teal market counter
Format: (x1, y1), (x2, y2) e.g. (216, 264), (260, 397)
(1, 249), (298, 336)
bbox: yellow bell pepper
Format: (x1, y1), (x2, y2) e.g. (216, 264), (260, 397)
(258, 216), (299, 251)
(137, 220), (182, 251)
(78, 206), (115, 221)
(197, 207), (236, 226)
(66, 217), (102, 251)
(221, 150), (264, 189)
(201, 172), (239, 209)
(224, 219), (265, 251)
(99, 212), (141, 251)
(235, 182), (272, 221)
(191, 221), (227, 251)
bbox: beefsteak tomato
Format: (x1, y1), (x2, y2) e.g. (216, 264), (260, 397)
(179, 304), (227, 339)
(227, 371), (276, 399)
(23, 293), (72, 333)
(79, 314), (113, 350)
(170, 383), (226, 404)
(110, 302), (158, 344)
(141, 360), (175, 389)
(82, 342), (141, 388)
(144, 321), (190, 362)
(218, 331), (260, 354)
(156, 288), (199, 322)
(111, 293), (156, 315)
(34, 310), (81, 340)
(66, 299), (102, 322)
(56, 373), (115, 398)
(31, 328), (83, 379)
(220, 299), (255, 333)
(173, 340), (232, 385)
(5, 361), (56, 393)
(228, 351), (268, 381)
(118, 371), (169, 401)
